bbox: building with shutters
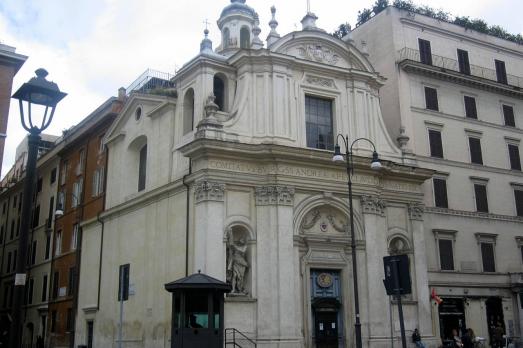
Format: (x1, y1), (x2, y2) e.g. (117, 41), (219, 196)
(72, 1), (449, 348)
(352, 5), (523, 344)
(0, 134), (60, 347)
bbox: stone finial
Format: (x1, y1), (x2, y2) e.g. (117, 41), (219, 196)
(301, 12), (318, 31)
(266, 6), (280, 47)
(251, 13), (263, 49)
(204, 94), (219, 120)
(397, 126), (412, 154)
(196, 94), (224, 139)
(200, 28), (213, 53)
(118, 87), (126, 101)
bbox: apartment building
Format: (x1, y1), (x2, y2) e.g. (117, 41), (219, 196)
(0, 134), (60, 347)
(352, 6), (523, 344)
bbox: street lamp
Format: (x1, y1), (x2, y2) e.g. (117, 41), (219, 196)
(332, 135), (381, 348)
(9, 68), (66, 348)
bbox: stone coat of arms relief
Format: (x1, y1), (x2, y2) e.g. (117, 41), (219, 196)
(300, 206), (348, 234)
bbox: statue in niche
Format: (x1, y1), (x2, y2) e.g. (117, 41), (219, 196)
(226, 228), (249, 295)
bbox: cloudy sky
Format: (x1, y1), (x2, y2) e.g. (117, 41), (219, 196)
(0, 0), (522, 176)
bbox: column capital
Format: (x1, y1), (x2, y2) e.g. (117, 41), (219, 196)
(194, 180), (225, 203)
(408, 203), (425, 221)
(361, 195), (386, 216)
(255, 185), (294, 206)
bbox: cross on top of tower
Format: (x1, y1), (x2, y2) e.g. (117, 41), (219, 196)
(203, 19), (210, 30)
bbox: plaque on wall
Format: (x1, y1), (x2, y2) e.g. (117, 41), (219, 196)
(317, 273), (333, 288)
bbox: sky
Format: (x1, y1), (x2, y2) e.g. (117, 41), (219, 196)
(0, 0), (522, 177)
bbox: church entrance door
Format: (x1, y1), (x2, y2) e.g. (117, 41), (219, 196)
(314, 310), (338, 348)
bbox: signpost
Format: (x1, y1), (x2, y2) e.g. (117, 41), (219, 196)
(118, 264), (130, 348)
(383, 255), (411, 348)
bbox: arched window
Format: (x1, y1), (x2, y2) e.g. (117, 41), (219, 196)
(213, 75), (226, 112)
(240, 26), (250, 49)
(183, 89), (194, 135)
(223, 28), (230, 49)
(138, 144), (147, 191)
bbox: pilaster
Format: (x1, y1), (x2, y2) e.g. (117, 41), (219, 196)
(193, 180), (226, 279)
(408, 202), (432, 336)
(361, 195), (389, 342)
(254, 185), (300, 345)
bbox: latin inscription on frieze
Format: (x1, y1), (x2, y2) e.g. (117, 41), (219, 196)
(205, 160), (419, 193)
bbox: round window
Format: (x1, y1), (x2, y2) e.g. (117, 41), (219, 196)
(135, 106), (142, 121)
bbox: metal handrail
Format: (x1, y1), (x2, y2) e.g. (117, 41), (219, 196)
(225, 328), (257, 347)
(398, 47), (523, 88)
(126, 68), (175, 95)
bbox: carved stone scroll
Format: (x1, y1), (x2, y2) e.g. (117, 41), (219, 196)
(194, 181), (225, 203)
(361, 195), (386, 216)
(255, 186), (295, 206)
(408, 203), (424, 221)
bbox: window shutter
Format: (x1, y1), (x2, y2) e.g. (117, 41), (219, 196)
(495, 60), (507, 84)
(424, 87), (439, 111)
(469, 137), (483, 164)
(474, 184), (489, 213)
(508, 144), (521, 171)
(433, 178), (448, 208)
(464, 96), (477, 119)
(515, 190), (523, 216)
(481, 243), (495, 272)
(503, 105), (515, 127)
(438, 239), (454, 270)
(418, 39), (432, 65)
(428, 130), (443, 158)
(457, 49), (471, 75)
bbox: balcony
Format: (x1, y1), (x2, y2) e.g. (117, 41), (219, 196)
(398, 47), (523, 97)
(126, 68), (175, 95)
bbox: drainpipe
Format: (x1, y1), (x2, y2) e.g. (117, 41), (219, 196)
(96, 139), (110, 309)
(182, 160), (192, 277)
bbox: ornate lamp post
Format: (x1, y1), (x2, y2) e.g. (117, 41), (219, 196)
(9, 69), (66, 348)
(332, 135), (381, 348)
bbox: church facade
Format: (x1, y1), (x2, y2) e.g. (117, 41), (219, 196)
(75, 1), (441, 347)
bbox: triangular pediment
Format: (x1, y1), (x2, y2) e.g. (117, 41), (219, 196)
(270, 31), (373, 72)
(105, 93), (176, 145)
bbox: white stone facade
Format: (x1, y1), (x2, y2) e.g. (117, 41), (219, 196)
(71, 2), (523, 348)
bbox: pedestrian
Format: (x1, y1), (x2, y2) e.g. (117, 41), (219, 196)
(412, 328), (426, 348)
(492, 322), (505, 348)
(461, 328), (475, 348)
(452, 328), (464, 348)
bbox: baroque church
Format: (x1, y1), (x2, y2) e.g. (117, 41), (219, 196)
(75, 1), (440, 347)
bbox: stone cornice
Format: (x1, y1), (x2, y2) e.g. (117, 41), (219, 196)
(425, 206), (523, 223)
(399, 60), (523, 99)
(178, 138), (434, 185)
(100, 180), (187, 221)
(412, 106), (523, 136)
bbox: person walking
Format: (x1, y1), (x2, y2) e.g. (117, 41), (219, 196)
(452, 328), (464, 348)
(461, 328), (475, 348)
(412, 328), (427, 348)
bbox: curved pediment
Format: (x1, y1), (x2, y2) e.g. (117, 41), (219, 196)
(269, 31), (374, 72)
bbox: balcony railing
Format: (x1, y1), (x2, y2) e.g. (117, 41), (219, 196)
(398, 47), (523, 88)
(126, 68), (175, 95)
